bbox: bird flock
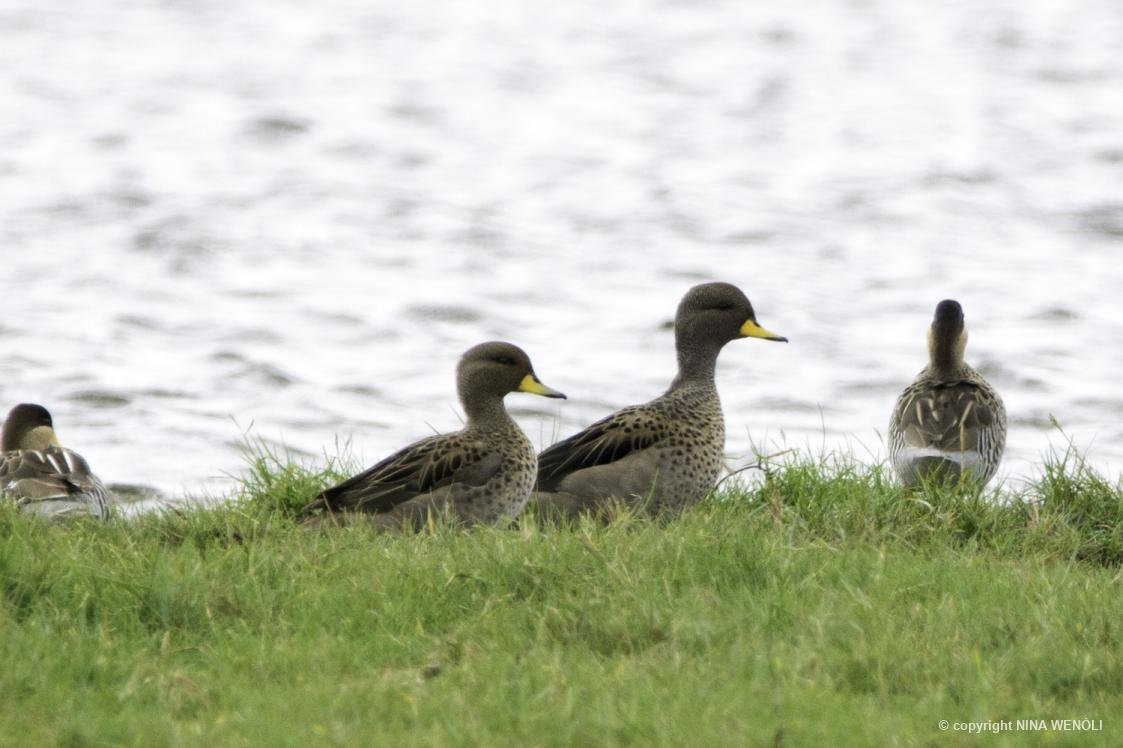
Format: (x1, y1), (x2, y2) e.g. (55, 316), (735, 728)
(0, 282), (1006, 525)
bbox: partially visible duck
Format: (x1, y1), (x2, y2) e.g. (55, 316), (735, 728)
(1, 403), (112, 520)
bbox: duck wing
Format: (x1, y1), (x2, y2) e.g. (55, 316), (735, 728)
(303, 432), (502, 515)
(536, 405), (668, 492)
(0, 446), (111, 519)
(893, 379), (998, 453)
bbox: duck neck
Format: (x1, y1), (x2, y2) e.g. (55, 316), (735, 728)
(463, 395), (513, 431)
(928, 330), (966, 378)
(930, 351), (960, 377)
(669, 337), (721, 391)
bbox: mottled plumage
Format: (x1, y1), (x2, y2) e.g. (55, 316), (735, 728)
(301, 341), (564, 530)
(0, 403), (112, 520)
(889, 300), (1006, 487)
(534, 282), (786, 519)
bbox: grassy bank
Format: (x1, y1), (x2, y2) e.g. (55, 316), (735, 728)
(1, 448), (1122, 746)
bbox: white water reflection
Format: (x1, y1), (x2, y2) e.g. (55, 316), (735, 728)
(1, 0), (1120, 500)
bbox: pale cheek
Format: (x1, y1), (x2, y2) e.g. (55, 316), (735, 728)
(26, 426), (61, 451)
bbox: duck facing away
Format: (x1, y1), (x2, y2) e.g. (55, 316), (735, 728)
(301, 341), (565, 530)
(533, 282), (787, 520)
(889, 300), (1006, 487)
(0, 403), (112, 521)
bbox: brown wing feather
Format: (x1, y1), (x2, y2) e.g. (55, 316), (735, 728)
(896, 380), (994, 452)
(303, 433), (502, 515)
(536, 405), (666, 492)
(0, 446), (111, 518)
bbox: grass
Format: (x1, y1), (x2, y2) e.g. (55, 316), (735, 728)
(1, 444), (1122, 746)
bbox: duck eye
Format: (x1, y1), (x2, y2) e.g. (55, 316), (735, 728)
(714, 303), (735, 311)
(494, 356), (517, 366)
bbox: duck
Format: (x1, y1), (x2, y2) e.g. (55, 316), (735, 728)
(888, 299), (1006, 487)
(533, 282), (786, 519)
(0, 403), (112, 520)
(301, 341), (565, 530)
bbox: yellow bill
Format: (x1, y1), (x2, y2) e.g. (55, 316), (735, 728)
(739, 319), (788, 342)
(518, 373), (567, 399)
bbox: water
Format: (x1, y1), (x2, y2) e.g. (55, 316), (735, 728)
(2, 0), (1121, 501)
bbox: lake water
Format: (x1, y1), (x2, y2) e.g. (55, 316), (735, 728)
(2, 0), (1121, 503)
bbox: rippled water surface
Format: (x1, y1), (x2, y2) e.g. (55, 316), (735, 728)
(3, 0), (1121, 500)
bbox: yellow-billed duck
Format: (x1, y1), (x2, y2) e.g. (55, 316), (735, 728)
(533, 282), (786, 519)
(301, 341), (564, 530)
